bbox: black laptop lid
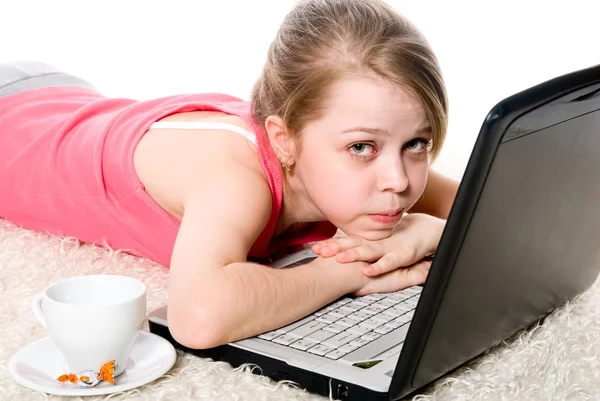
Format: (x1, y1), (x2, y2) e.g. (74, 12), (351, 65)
(390, 64), (600, 400)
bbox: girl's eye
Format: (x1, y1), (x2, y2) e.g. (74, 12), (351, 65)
(405, 139), (432, 153)
(349, 143), (375, 157)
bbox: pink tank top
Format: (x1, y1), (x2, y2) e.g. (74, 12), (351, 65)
(0, 86), (336, 267)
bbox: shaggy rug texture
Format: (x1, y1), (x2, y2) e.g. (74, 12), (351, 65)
(1, 218), (600, 401)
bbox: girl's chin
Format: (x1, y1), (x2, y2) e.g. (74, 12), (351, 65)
(341, 226), (394, 241)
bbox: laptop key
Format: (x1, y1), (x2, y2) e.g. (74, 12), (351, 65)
(341, 303), (360, 312)
(382, 318), (403, 329)
(308, 344), (334, 356)
(347, 299), (371, 309)
(397, 314), (413, 324)
(374, 298), (399, 308)
(322, 331), (360, 348)
(347, 325), (371, 335)
(273, 333), (300, 345)
(374, 325), (395, 335)
(316, 314), (336, 325)
(363, 304), (387, 314)
(384, 318), (407, 329)
(404, 298), (418, 307)
(387, 304), (413, 315)
(336, 306), (356, 316)
(370, 313), (394, 324)
(322, 323), (346, 333)
(290, 339), (318, 351)
(305, 329), (336, 343)
(381, 309), (401, 318)
(258, 330), (280, 341)
(348, 311), (371, 321)
(335, 318), (359, 328)
(388, 293), (411, 302)
(338, 343), (359, 353)
(326, 311), (347, 320)
(358, 317), (385, 330)
(288, 321), (327, 338)
(349, 337), (371, 348)
(402, 287), (421, 295)
(360, 294), (386, 303)
(325, 349), (348, 360)
(359, 308), (378, 316)
(330, 298), (353, 308)
(361, 332), (381, 342)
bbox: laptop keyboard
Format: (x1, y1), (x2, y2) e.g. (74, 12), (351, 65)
(258, 286), (421, 361)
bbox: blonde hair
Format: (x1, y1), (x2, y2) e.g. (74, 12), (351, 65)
(251, 0), (448, 161)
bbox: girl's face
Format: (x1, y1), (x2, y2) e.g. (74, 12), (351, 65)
(295, 76), (432, 240)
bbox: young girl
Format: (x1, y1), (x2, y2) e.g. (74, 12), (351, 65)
(0, 0), (458, 348)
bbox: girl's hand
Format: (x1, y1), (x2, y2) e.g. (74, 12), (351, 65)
(353, 257), (432, 296)
(311, 213), (445, 278)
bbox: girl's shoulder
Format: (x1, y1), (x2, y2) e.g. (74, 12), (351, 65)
(133, 111), (269, 221)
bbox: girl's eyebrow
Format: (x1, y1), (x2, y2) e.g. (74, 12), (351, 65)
(341, 127), (390, 135)
(340, 126), (432, 136)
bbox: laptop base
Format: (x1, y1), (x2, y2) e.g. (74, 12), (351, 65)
(149, 319), (389, 401)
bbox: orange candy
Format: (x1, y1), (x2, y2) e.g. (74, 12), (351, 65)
(57, 373), (78, 384)
(56, 360), (116, 386)
(98, 360), (115, 385)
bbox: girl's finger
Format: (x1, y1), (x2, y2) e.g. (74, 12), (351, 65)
(360, 260), (431, 295)
(320, 236), (364, 257)
(311, 239), (338, 254)
(384, 260), (431, 290)
(311, 242), (325, 254)
(336, 242), (385, 263)
(401, 260), (432, 287)
(363, 244), (418, 276)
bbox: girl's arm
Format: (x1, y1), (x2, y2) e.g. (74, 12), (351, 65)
(409, 169), (460, 219)
(167, 162), (369, 349)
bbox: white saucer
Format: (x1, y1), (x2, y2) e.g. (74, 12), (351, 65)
(8, 331), (177, 396)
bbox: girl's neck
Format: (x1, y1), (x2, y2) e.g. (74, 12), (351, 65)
(274, 172), (323, 236)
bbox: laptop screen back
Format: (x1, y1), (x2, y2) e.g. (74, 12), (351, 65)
(411, 81), (600, 390)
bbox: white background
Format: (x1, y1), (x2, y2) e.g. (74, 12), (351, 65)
(1, 0), (597, 179)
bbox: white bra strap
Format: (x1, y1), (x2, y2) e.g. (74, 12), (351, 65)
(149, 121), (257, 146)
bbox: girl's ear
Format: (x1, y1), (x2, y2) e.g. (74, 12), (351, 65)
(264, 115), (297, 167)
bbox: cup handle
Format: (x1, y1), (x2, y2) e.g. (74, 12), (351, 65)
(32, 293), (47, 327)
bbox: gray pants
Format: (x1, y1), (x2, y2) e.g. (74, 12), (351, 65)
(0, 61), (96, 98)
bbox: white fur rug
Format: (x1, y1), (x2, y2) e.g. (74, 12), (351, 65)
(1, 218), (600, 401)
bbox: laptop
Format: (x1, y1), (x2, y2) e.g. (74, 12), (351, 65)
(149, 63), (600, 400)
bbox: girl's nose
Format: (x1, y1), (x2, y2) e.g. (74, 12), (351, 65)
(377, 157), (409, 193)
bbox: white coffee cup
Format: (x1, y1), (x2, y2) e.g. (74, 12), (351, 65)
(32, 275), (146, 377)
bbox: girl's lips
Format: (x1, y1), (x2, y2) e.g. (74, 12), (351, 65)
(368, 209), (403, 225)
